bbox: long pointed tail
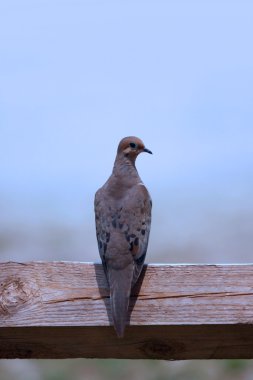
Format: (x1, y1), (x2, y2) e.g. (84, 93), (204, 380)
(109, 267), (133, 338)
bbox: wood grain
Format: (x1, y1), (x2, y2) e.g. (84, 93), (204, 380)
(0, 262), (253, 359)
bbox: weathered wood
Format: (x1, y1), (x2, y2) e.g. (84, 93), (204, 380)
(0, 262), (253, 359)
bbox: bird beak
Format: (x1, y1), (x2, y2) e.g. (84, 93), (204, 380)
(143, 147), (152, 154)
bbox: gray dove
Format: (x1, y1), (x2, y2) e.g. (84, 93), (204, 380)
(94, 136), (152, 337)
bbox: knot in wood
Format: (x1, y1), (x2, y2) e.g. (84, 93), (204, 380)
(140, 339), (185, 359)
(0, 277), (36, 315)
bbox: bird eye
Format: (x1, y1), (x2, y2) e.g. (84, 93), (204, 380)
(130, 142), (137, 149)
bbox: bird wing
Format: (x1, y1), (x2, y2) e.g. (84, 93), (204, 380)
(94, 188), (112, 280)
(123, 184), (152, 286)
(95, 184), (152, 286)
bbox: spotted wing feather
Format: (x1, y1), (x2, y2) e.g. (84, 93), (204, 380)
(112, 185), (152, 287)
(94, 189), (111, 280)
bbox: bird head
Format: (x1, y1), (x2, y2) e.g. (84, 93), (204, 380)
(117, 136), (152, 159)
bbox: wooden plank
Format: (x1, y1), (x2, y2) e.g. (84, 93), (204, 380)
(0, 262), (253, 359)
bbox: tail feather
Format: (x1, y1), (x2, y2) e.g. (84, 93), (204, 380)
(111, 289), (129, 338)
(108, 266), (133, 338)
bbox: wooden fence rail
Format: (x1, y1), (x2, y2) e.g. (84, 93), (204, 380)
(0, 261), (253, 359)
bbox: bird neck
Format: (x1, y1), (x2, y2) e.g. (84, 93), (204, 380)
(112, 154), (140, 181)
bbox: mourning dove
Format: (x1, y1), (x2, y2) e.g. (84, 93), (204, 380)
(94, 136), (152, 337)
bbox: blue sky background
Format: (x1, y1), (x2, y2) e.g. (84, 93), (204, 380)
(0, 0), (253, 263)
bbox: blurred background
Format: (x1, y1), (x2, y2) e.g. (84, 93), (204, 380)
(0, 0), (253, 379)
